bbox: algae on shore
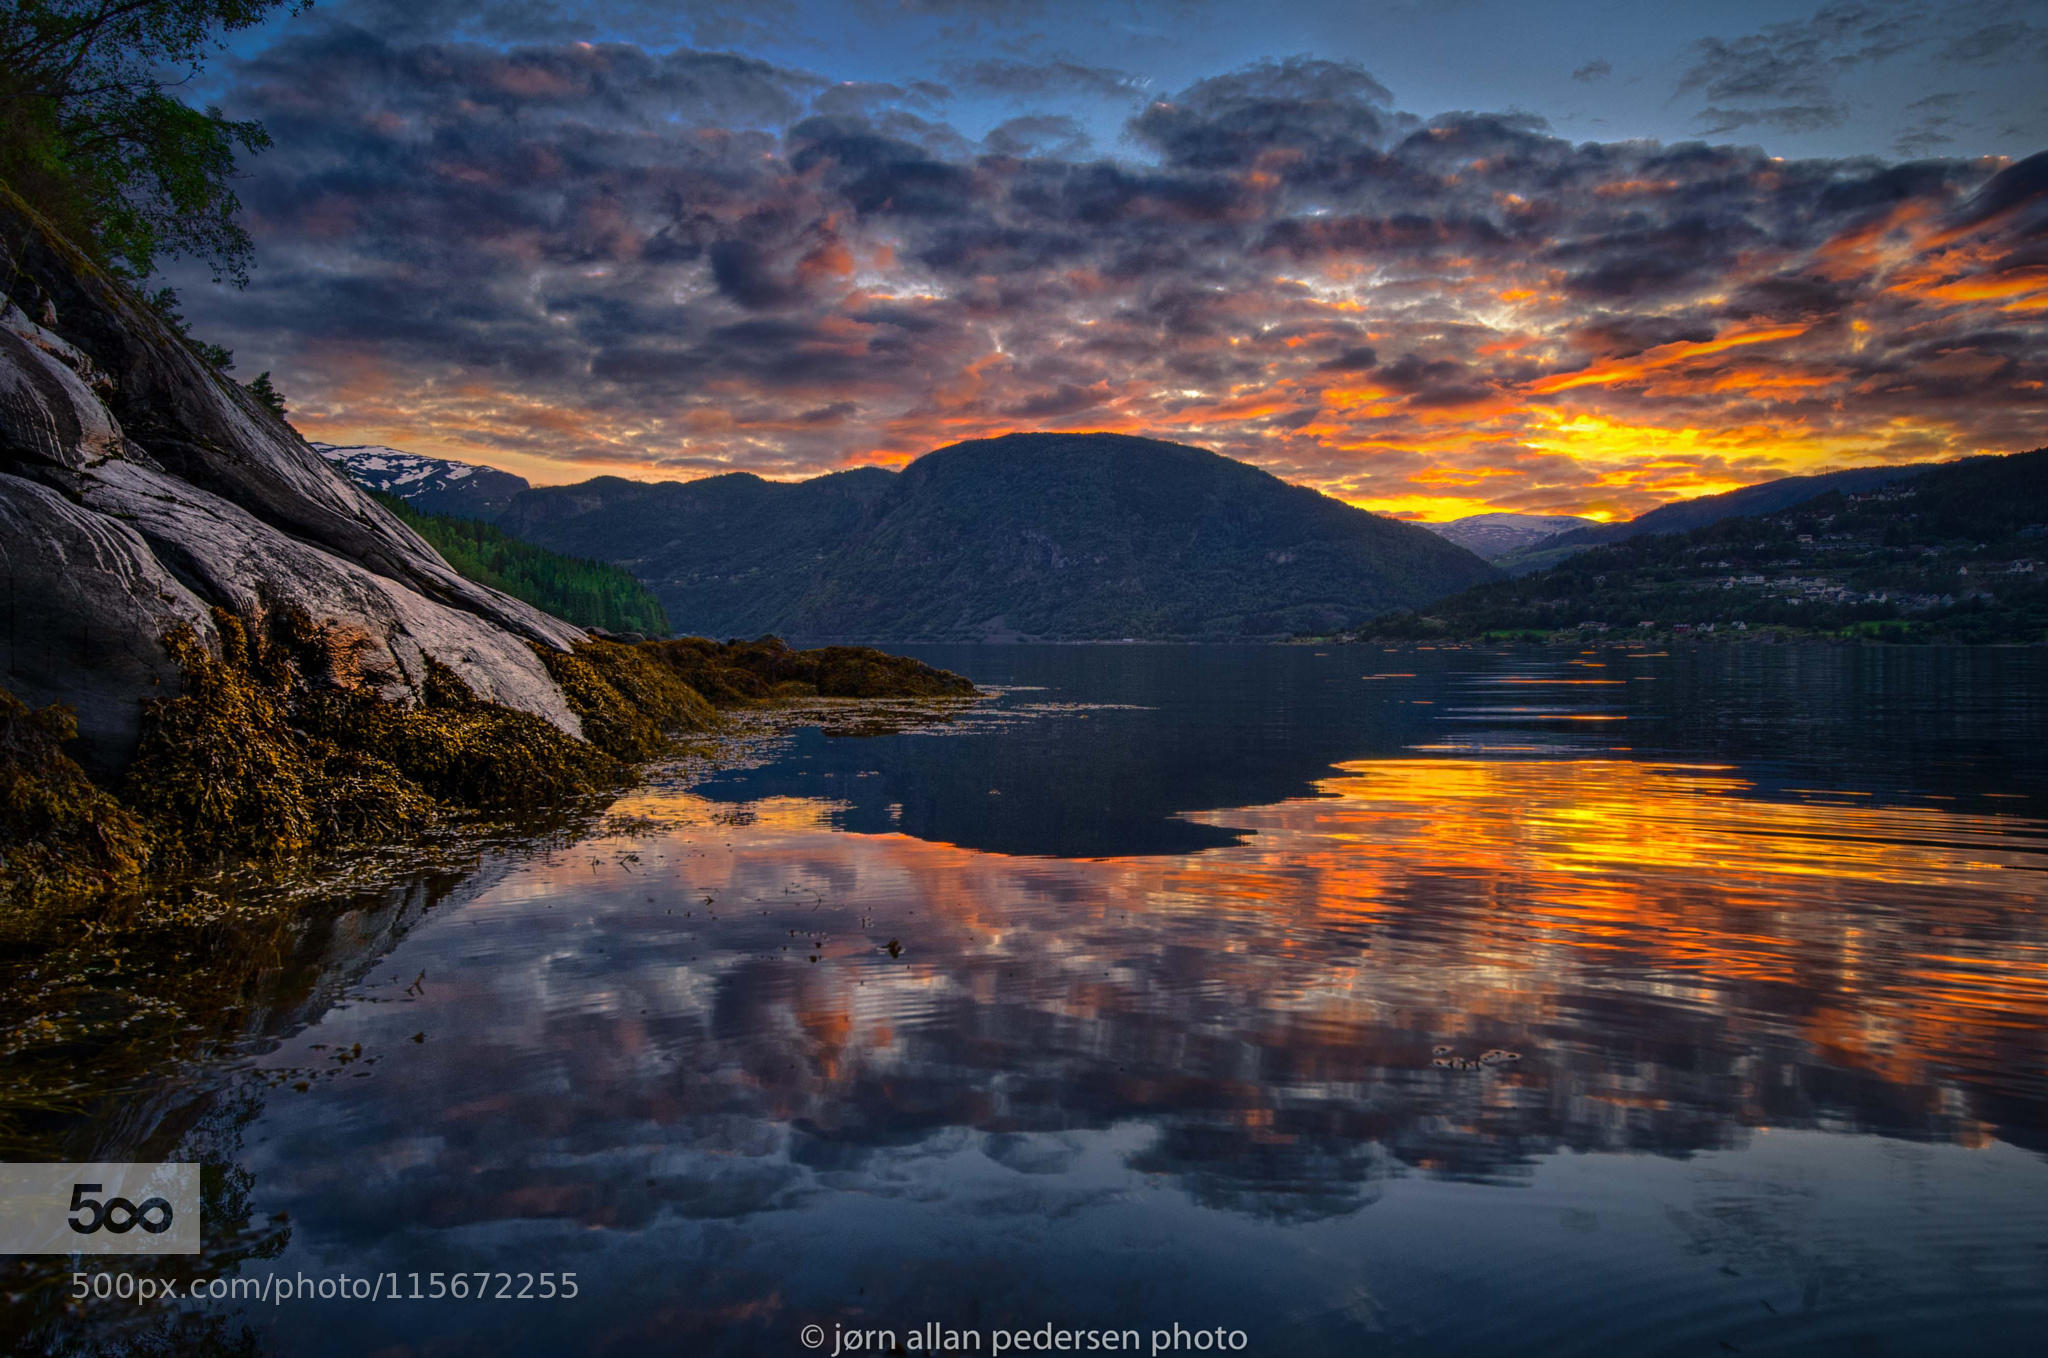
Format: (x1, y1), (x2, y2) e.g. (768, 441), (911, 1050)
(0, 691), (151, 900)
(0, 617), (975, 1150)
(1, 616), (974, 905)
(645, 635), (978, 703)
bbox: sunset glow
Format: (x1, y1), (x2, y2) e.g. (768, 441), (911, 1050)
(175, 2), (2048, 521)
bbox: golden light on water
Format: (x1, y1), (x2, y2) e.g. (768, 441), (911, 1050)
(590, 755), (2048, 1142)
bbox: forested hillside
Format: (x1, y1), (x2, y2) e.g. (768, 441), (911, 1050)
(378, 494), (671, 637)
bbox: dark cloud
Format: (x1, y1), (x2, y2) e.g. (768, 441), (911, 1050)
(1677, 2), (2046, 145)
(709, 239), (807, 309)
(1814, 158), (1971, 214)
(1317, 346), (1379, 372)
(334, 0), (800, 48)
(1677, 0), (1942, 102)
(1679, 34), (1835, 104)
(1002, 382), (1111, 418)
(1377, 354), (1494, 408)
(1895, 127), (1956, 155)
(1894, 90), (1966, 155)
(813, 81), (925, 118)
(854, 0), (1048, 15)
(1944, 148), (2048, 234)
(1570, 59), (1611, 83)
(1937, 21), (2039, 63)
(1129, 57), (1402, 171)
(984, 114), (1091, 158)
(167, 16), (2048, 518)
(1720, 272), (1857, 322)
(1548, 214), (1766, 300)
(1571, 317), (1717, 359)
(1696, 103), (1850, 135)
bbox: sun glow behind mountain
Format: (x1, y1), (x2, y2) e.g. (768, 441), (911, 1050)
(182, 1), (2048, 522)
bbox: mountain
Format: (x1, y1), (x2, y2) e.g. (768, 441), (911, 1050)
(314, 442), (530, 520)
(501, 433), (1499, 641)
(1495, 461), (1952, 575)
(498, 466), (899, 636)
(1370, 447), (2048, 643)
(1422, 512), (1595, 561)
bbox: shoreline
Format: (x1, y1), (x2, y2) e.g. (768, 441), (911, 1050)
(0, 686), (981, 1154)
(1318, 626), (2048, 648)
(1, 630), (975, 907)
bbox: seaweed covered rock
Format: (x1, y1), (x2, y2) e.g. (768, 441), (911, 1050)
(0, 189), (982, 900)
(2, 614), (978, 899)
(107, 611), (618, 873)
(299, 660), (621, 812)
(0, 188), (586, 776)
(534, 641), (718, 763)
(0, 690), (149, 900)
(645, 636), (977, 703)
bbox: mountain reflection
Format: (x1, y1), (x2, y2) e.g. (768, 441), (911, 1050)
(243, 751), (2045, 1259)
(19, 647), (2047, 1358)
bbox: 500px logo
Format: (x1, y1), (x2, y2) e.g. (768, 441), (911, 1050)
(66, 1183), (176, 1236)
(0, 1163), (200, 1255)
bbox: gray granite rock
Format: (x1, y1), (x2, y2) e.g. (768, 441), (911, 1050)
(0, 195), (589, 773)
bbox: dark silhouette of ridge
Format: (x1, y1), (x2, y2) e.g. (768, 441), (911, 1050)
(501, 432), (1499, 641)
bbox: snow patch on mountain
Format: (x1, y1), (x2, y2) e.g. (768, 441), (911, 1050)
(1422, 512), (1597, 561)
(314, 443), (529, 521)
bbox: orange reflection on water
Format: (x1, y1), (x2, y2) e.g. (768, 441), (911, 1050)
(1261, 759), (2045, 892)
(582, 757), (2047, 1156)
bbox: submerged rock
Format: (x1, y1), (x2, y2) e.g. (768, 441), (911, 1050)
(0, 191), (586, 775)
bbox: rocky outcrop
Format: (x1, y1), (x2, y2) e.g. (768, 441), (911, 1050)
(0, 191), (586, 775)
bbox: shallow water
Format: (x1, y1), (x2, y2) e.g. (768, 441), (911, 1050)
(15, 644), (2048, 1355)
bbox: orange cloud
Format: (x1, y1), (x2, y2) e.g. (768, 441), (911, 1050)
(1525, 325), (1811, 395)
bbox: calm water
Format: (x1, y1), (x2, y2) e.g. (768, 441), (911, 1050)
(18, 644), (2048, 1355)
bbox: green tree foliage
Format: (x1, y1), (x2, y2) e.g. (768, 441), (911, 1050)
(244, 369), (284, 416)
(374, 492), (672, 637)
(0, 0), (305, 283)
(140, 283), (234, 365)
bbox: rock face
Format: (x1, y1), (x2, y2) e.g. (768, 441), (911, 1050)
(0, 194), (586, 775)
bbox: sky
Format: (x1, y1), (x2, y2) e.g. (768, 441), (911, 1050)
(171, 0), (2048, 521)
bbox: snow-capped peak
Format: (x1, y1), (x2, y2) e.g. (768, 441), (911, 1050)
(312, 442), (529, 521)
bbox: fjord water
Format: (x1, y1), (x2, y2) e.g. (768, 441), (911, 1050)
(47, 646), (2048, 1354)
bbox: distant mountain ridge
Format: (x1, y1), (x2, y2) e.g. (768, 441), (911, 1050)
(1421, 512), (1595, 561)
(1371, 447), (2048, 644)
(314, 443), (530, 521)
(1495, 461), (1956, 574)
(312, 432), (1981, 641)
(500, 433), (1499, 641)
